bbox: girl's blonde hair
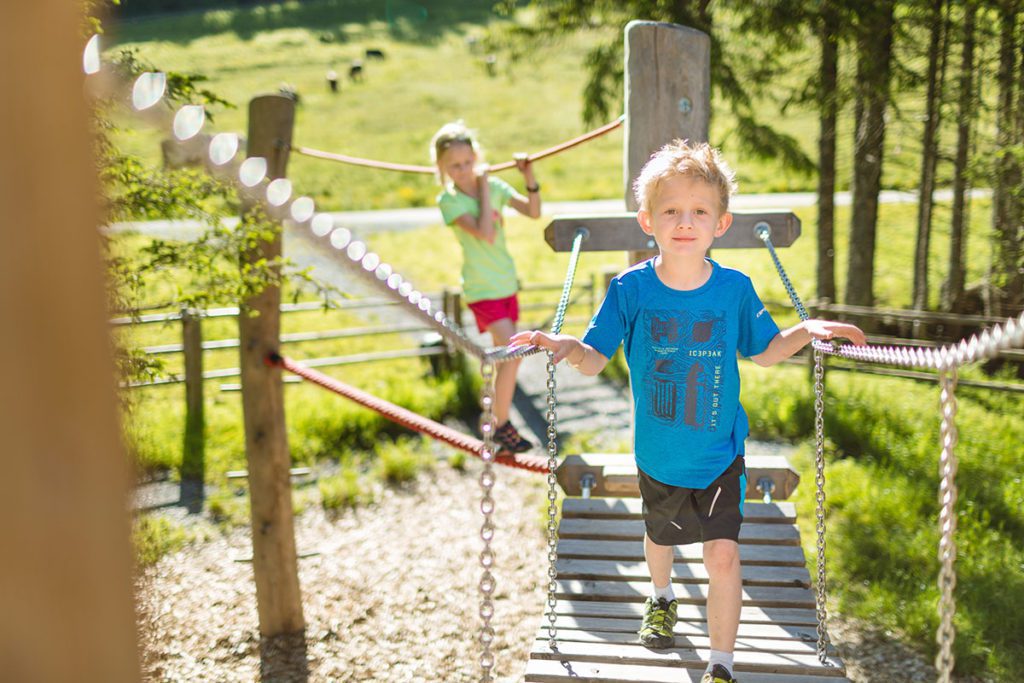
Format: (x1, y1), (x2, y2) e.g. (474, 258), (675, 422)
(430, 120), (483, 184)
(632, 139), (737, 214)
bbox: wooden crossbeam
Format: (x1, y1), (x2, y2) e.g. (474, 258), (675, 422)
(557, 453), (800, 500)
(544, 211), (801, 252)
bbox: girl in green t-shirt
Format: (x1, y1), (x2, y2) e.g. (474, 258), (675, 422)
(430, 120), (542, 455)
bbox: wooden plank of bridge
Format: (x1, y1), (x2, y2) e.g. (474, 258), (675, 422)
(522, 496), (851, 682)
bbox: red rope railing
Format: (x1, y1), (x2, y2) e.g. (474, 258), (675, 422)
(291, 115), (624, 174)
(270, 354), (550, 474)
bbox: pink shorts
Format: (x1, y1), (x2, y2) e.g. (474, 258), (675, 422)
(467, 294), (519, 333)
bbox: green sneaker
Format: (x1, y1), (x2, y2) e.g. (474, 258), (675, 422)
(700, 664), (738, 683)
(638, 597), (677, 648)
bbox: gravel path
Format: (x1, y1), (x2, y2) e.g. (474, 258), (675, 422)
(138, 458), (551, 682)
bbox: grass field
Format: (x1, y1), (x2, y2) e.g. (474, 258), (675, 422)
(104, 0), (991, 213)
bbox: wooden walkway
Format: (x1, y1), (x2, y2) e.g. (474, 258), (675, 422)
(522, 497), (850, 682)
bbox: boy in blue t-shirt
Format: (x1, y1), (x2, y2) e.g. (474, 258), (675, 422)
(509, 140), (865, 683)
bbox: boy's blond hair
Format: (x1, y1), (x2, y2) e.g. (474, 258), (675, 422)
(632, 139), (737, 214)
(430, 120), (483, 183)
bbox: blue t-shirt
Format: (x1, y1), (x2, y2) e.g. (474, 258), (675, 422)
(582, 258), (780, 489)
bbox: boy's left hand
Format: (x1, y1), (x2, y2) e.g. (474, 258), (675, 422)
(805, 320), (867, 346)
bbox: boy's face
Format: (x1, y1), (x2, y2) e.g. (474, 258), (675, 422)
(438, 142), (477, 188)
(637, 175), (732, 258)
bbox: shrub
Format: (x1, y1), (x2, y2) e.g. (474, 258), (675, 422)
(133, 515), (189, 567)
(319, 467), (372, 510)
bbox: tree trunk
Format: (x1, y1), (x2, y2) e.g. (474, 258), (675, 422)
(912, 0), (949, 311)
(989, 0), (1023, 316)
(816, 0), (840, 303)
(846, 0), (895, 308)
(942, 0), (977, 312)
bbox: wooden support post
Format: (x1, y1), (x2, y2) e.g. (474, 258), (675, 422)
(1, 3), (141, 680)
(238, 94), (304, 637)
(180, 308), (205, 511)
(624, 20), (711, 265)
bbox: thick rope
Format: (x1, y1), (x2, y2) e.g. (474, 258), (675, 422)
(271, 354), (550, 474)
(292, 116), (624, 174)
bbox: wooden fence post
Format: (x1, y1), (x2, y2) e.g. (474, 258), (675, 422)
(238, 94), (305, 637)
(624, 20), (711, 265)
(1, 2), (140, 679)
(180, 308), (204, 511)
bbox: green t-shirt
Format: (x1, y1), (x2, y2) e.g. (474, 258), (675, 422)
(436, 176), (519, 303)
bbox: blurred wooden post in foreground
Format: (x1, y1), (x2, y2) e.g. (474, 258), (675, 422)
(238, 94), (305, 636)
(0, 3), (141, 682)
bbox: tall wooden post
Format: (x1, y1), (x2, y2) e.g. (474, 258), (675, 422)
(0, 3), (141, 681)
(238, 94), (304, 636)
(624, 21), (711, 265)
(180, 308), (205, 511)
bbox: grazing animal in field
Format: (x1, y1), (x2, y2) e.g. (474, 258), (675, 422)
(326, 69), (339, 92)
(365, 48), (385, 60)
(349, 60), (363, 81)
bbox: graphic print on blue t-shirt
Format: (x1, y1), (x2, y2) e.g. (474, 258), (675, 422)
(581, 259), (782, 488)
(643, 309), (727, 432)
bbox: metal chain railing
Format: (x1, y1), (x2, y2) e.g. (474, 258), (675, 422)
(755, 223), (832, 662)
(812, 349), (830, 663)
(544, 353), (560, 649)
(477, 361), (498, 682)
(935, 365), (960, 683)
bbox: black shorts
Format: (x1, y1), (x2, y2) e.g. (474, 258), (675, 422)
(638, 456), (747, 546)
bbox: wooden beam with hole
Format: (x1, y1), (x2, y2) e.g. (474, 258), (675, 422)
(557, 452), (800, 500)
(544, 211), (801, 253)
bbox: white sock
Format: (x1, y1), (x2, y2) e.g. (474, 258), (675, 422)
(651, 580), (675, 602)
(706, 650), (734, 676)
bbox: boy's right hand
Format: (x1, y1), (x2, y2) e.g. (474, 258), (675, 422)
(508, 330), (581, 365)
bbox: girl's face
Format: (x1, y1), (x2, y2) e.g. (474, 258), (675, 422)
(439, 142), (477, 189)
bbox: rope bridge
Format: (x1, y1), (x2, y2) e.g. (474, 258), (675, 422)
(87, 37), (1024, 682)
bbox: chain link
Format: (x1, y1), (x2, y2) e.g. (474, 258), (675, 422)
(477, 360), (498, 683)
(544, 352), (560, 649)
(812, 349), (831, 663)
(935, 366), (959, 683)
